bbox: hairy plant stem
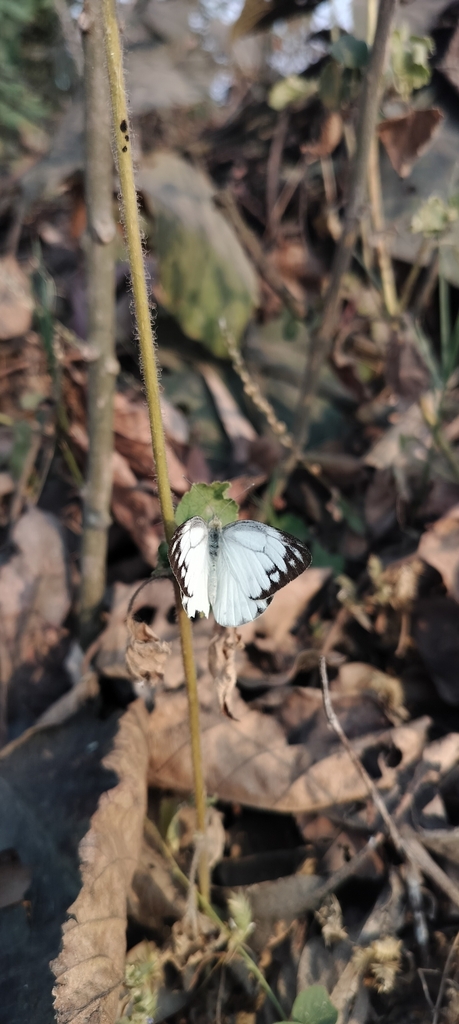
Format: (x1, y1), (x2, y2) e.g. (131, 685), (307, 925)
(292, 0), (397, 454)
(101, 0), (209, 899)
(79, 0), (117, 645)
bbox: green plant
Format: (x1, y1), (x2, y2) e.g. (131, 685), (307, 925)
(0, 0), (57, 140)
(273, 984), (338, 1024)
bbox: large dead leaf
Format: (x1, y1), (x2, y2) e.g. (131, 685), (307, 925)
(147, 670), (429, 813)
(138, 151), (259, 357)
(52, 700), (150, 1024)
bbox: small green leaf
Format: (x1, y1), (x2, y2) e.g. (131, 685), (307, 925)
(411, 195), (459, 237)
(157, 541), (170, 568)
(330, 34), (369, 70)
(269, 74), (318, 111)
(319, 60), (343, 109)
(174, 481), (238, 526)
(389, 28), (434, 100)
(291, 985), (338, 1024)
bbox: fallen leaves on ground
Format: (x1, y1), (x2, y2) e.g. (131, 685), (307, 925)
(52, 700), (150, 1024)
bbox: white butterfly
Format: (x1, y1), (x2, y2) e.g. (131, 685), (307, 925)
(169, 515), (312, 628)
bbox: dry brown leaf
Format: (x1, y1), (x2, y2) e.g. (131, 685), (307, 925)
(301, 111), (343, 163)
(0, 508), (70, 685)
(95, 580), (177, 679)
(418, 503), (459, 600)
(0, 256), (34, 340)
(197, 363), (257, 464)
(52, 700), (150, 1024)
(208, 627), (244, 717)
(111, 485), (163, 567)
(125, 618), (171, 686)
(113, 391), (188, 494)
(378, 108), (443, 178)
(147, 669), (430, 813)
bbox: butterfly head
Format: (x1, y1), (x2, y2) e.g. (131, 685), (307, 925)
(208, 513), (223, 531)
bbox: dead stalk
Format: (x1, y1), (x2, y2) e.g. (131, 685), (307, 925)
(292, 0), (397, 454)
(101, 0), (209, 899)
(367, 136), (398, 315)
(79, 0), (117, 644)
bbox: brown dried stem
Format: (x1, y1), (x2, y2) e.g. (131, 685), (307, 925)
(79, 0), (117, 644)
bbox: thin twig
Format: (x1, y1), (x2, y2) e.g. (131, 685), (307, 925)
(320, 657), (459, 917)
(101, 0), (209, 899)
(320, 656), (404, 852)
(215, 190), (306, 321)
(433, 931), (459, 1024)
(367, 136), (398, 315)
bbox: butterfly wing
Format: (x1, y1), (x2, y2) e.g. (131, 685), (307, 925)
(212, 521), (312, 628)
(169, 517), (211, 618)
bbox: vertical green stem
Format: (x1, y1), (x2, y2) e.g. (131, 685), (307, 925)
(439, 259), (451, 379)
(101, 0), (209, 899)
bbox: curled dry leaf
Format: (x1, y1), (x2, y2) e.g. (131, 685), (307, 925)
(208, 627), (244, 717)
(125, 617), (171, 688)
(52, 700), (150, 1024)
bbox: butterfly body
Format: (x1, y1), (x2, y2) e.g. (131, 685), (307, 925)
(169, 514), (312, 628)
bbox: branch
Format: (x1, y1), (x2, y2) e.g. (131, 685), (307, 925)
(79, 0), (117, 644)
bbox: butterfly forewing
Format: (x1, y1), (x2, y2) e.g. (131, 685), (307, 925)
(169, 516), (210, 619)
(212, 521), (312, 628)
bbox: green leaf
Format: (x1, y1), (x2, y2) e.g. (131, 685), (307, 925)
(140, 152), (258, 356)
(319, 60), (343, 109)
(291, 986), (338, 1024)
(174, 481), (238, 526)
(269, 74), (318, 111)
(330, 34), (369, 70)
(411, 195), (459, 237)
(389, 29), (434, 100)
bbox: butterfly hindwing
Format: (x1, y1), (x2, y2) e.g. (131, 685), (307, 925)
(212, 521), (312, 628)
(169, 516), (210, 619)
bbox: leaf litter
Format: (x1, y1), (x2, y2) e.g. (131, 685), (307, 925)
(4, 2), (459, 1023)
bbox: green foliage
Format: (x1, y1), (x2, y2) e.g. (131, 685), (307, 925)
(9, 420), (33, 480)
(269, 75), (318, 111)
(389, 28), (435, 100)
(117, 946), (161, 1024)
(141, 153), (258, 357)
(411, 195), (459, 238)
(0, 0), (58, 140)
(174, 481), (238, 527)
(330, 34), (369, 70)
(273, 984), (338, 1024)
(291, 986), (338, 1024)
